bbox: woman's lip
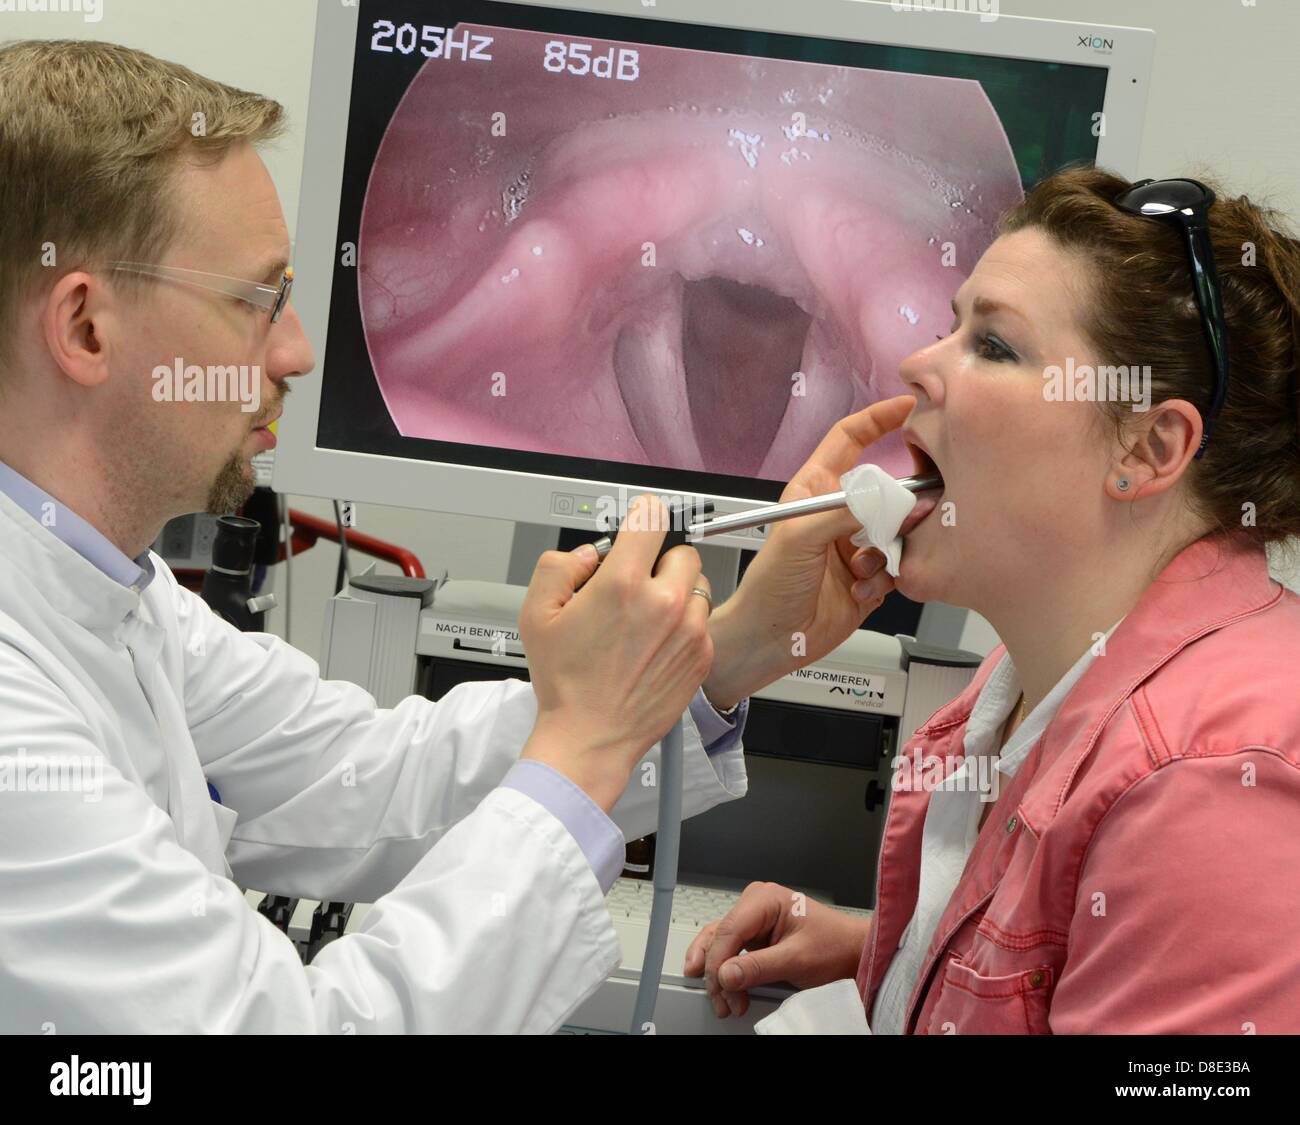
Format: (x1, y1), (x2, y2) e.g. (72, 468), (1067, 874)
(903, 437), (941, 482)
(900, 492), (940, 536)
(899, 436), (944, 535)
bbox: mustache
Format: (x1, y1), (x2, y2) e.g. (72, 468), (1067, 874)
(252, 383), (292, 428)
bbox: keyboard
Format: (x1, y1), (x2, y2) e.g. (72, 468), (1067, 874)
(606, 876), (871, 929)
(242, 882), (873, 1034)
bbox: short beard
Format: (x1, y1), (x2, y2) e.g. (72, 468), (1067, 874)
(205, 450), (256, 515)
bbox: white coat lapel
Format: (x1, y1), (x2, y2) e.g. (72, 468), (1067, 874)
(120, 615), (232, 879)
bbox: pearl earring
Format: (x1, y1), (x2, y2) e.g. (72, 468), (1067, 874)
(1117, 477), (1131, 492)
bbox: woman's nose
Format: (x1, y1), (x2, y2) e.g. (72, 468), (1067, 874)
(898, 339), (944, 405)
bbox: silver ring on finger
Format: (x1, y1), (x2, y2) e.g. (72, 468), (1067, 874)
(689, 587), (713, 614)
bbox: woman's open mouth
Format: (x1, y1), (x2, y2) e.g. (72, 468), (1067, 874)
(899, 440), (944, 536)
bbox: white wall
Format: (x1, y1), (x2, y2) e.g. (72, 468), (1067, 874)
(6, 0), (1298, 661)
(0, 0), (318, 256)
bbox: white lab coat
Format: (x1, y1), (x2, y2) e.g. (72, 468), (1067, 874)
(0, 493), (748, 1033)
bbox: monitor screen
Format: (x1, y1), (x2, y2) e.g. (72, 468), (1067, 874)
(314, 0), (1110, 505)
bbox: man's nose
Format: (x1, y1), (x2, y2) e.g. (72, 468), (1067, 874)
(266, 303), (316, 382)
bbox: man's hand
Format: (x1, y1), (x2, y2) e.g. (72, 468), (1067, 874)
(703, 395), (915, 710)
(519, 495), (714, 812)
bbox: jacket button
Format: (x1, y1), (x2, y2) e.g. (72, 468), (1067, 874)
(1006, 815), (1019, 834)
(1028, 970), (1046, 988)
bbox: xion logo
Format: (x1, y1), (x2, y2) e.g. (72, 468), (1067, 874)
(1077, 34), (1115, 50)
(829, 685), (886, 701)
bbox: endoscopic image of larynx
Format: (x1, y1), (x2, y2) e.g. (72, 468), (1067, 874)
(357, 26), (1023, 481)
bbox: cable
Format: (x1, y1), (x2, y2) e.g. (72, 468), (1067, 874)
(587, 499), (692, 1034)
(332, 500), (352, 595)
(630, 713), (685, 1035)
(281, 494), (293, 646)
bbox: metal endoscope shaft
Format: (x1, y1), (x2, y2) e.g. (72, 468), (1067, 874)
(590, 471), (943, 558)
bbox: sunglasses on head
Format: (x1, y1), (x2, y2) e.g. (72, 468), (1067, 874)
(1112, 177), (1228, 460)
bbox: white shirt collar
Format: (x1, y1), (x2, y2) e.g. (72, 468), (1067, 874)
(0, 460), (155, 593)
(965, 617), (1127, 779)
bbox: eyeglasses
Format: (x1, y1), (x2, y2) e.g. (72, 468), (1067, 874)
(108, 261), (295, 324)
(1112, 177), (1228, 460)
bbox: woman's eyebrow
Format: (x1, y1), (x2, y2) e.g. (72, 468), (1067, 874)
(951, 294), (1028, 323)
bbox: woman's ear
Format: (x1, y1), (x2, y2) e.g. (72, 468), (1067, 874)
(1107, 400), (1201, 501)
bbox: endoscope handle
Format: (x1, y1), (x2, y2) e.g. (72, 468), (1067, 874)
(590, 499), (715, 567)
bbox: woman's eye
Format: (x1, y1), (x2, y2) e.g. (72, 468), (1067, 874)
(976, 334), (1015, 362)
(936, 327), (1015, 363)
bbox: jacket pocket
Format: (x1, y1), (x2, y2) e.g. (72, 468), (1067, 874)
(210, 800), (239, 854)
(922, 954), (1054, 1035)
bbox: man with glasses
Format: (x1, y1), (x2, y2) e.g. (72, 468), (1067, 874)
(0, 40), (899, 1033)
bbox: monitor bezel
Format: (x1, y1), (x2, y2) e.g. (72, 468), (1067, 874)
(274, 0), (1154, 549)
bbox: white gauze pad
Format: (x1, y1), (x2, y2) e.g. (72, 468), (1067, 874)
(839, 464), (916, 578)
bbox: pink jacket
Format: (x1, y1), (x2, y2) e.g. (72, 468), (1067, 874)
(855, 534), (1300, 1033)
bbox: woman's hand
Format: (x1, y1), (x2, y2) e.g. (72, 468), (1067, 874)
(683, 882), (872, 1019)
(702, 395), (915, 710)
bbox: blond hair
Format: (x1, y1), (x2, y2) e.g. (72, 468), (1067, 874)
(0, 39), (285, 373)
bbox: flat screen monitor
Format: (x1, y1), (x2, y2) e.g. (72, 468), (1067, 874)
(275, 0), (1153, 553)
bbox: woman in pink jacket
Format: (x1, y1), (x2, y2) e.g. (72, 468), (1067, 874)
(687, 165), (1300, 1033)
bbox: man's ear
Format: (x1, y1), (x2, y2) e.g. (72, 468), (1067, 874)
(41, 271), (113, 389)
(1108, 400), (1202, 501)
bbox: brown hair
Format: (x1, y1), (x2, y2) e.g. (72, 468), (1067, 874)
(998, 164), (1300, 550)
(0, 39), (285, 374)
